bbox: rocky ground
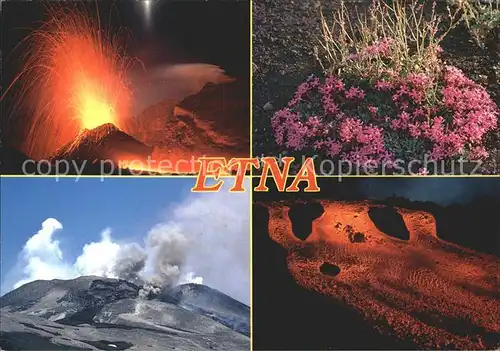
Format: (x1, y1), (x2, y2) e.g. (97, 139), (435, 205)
(252, 178), (500, 349)
(0, 277), (250, 351)
(265, 201), (500, 349)
(252, 0), (500, 173)
(252, 0), (329, 158)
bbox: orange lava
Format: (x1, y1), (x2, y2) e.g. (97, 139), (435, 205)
(9, 3), (134, 160)
(266, 201), (500, 349)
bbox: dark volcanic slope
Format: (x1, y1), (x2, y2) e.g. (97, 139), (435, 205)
(161, 284), (250, 336)
(50, 123), (153, 165)
(0, 146), (31, 175)
(126, 81), (250, 172)
(0, 277), (250, 351)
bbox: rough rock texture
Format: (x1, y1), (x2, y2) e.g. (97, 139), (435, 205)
(125, 81), (250, 174)
(0, 277), (250, 351)
(50, 123), (153, 165)
(261, 200), (500, 349)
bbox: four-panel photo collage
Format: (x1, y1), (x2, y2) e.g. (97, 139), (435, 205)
(1, 0), (499, 350)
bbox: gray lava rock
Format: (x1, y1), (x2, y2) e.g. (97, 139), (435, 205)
(0, 277), (250, 351)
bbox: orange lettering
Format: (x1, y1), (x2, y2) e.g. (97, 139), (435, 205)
(286, 158), (320, 192)
(254, 157), (294, 192)
(191, 157), (227, 192)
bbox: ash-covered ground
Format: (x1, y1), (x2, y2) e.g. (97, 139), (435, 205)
(0, 277), (250, 351)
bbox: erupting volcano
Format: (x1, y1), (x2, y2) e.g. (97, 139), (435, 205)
(2, 1), (250, 174)
(5, 3), (136, 161)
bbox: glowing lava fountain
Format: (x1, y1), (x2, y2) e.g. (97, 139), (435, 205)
(6, 3), (137, 160)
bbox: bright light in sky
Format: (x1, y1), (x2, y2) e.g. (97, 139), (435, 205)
(142, 0), (154, 29)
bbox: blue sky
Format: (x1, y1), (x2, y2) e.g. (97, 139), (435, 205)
(0, 177), (251, 302)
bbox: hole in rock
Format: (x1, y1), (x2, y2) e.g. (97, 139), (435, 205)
(319, 262), (341, 277)
(288, 202), (324, 241)
(368, 206), (410, 240)
(344, 225), (366, 243)
(350, 231), (366, 243)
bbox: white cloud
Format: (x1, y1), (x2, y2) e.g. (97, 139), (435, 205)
(180, 272), (203, 285)
(13, 218), (74, 289)
(73, 229), (121, 278)
(11, 221), (122, 289)
(168, 183), (250, 304)
(23, 218), (63, 261)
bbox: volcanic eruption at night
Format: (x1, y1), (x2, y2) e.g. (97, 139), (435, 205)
(2, 1), (249, 174)
(4, 3), (137, 162)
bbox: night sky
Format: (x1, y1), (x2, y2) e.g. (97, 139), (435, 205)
(2, 0), (249, 75)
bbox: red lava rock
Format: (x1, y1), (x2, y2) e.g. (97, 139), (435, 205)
(266, 200), (500, 350)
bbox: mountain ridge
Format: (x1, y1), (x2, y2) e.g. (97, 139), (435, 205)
(0, 276), (250, 350)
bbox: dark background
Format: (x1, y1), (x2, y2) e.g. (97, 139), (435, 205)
(253, 177), (500, 349)
(1, 0), (250, 150)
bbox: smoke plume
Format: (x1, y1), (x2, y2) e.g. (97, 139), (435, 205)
(2, 179), (250, 304)
(146, 223), (190, 287)
(112, 243), (147, 283)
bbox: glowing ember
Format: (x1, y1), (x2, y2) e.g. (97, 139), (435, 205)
(5, 3), (136, 160)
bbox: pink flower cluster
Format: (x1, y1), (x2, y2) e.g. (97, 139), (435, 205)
(391, 73), (434, 106)
(319, 76), (344, 114)
(388, 66), (498, 160)
(345, 87), (366, 100)
(375, 80), (393, 91)
(349, 37), (394, 61)
(271, 76), (394, 167)
(271, 66), (498, 166)
(271, 108), (330, 151)
(338, 118), (393, 166)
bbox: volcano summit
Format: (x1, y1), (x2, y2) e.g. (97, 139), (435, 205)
(0, 276), (250, 350)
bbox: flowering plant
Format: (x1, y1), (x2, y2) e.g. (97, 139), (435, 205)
(271, 66), (498, 171)
(317, 0), (460, 83)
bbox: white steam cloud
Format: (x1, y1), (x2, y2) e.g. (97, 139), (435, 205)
(12, 218), (74, 288)
(4, 181), (250, 304)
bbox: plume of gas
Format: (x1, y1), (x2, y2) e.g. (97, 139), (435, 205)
(112, 243), (147, 283)
(112, 223), (201, 300)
